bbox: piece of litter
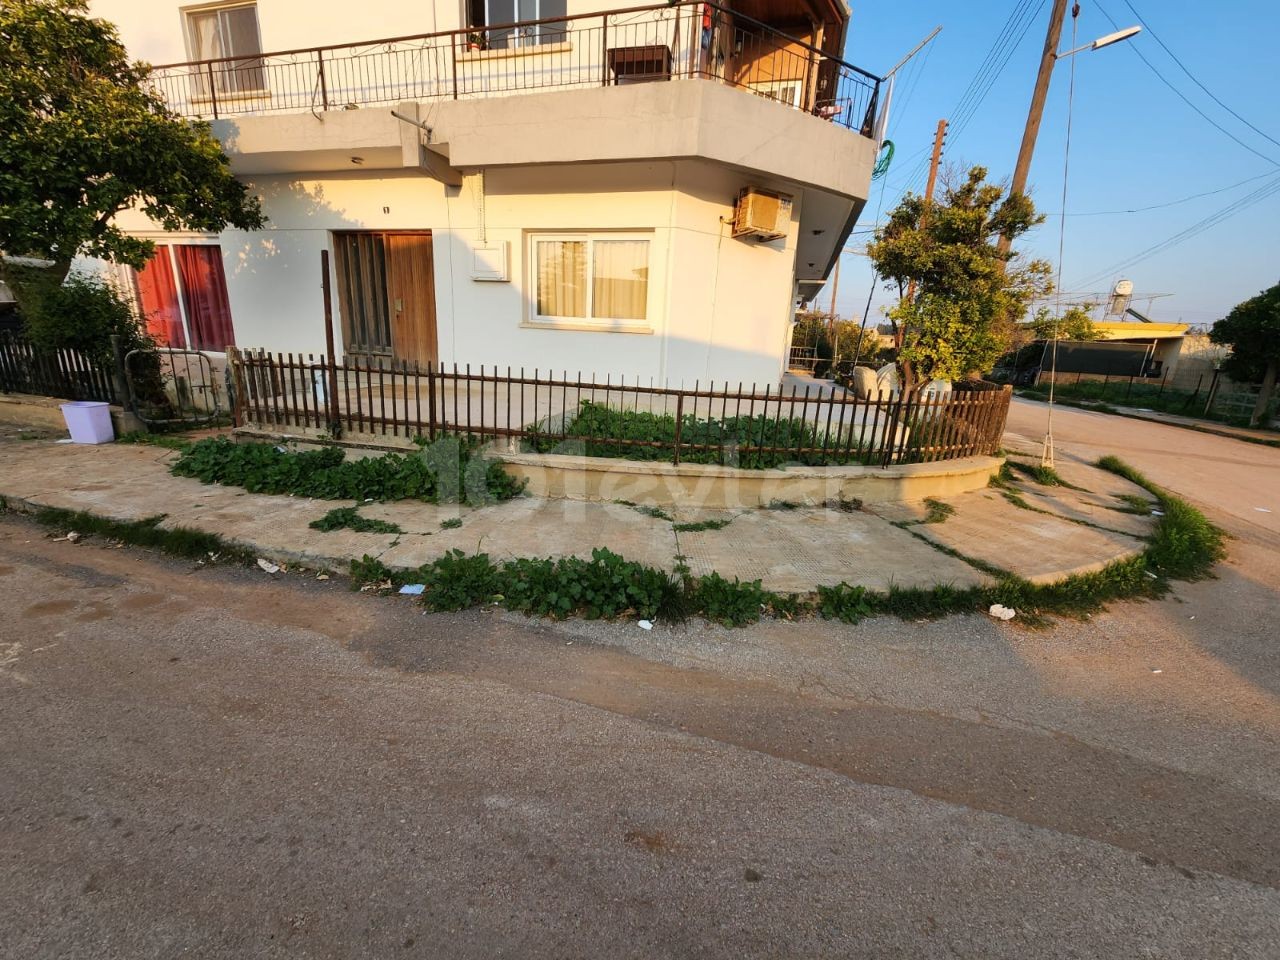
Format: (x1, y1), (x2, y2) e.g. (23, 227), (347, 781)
(398, 583), (425, 595)
(65, 531), (81, 543)
(316, 573), (330, 581)
(1151, 668), (1163, 674)
(1256, 507), (1273, 513)
(637, 619), (654, 630)
(56, 438), (74, 444)
(1188, 615), (1195, 620)
(1144, 571), (1158, 580)
(364, 498), (374, 503)
(987, 604), (1016, 621)
(1151, 510), (1164, 517)
(256, 558), (281, 574)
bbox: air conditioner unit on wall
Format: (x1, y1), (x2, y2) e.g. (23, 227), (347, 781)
(732, 187), (793, 241)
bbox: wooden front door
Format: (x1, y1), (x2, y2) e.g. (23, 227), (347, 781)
(333, 231), (437, 368)
(385, 233), (438, 368)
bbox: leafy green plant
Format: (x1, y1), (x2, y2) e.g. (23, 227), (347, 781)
(532, 401), (869, 469)
(170, 438), (525, 505)
(440, 517), (463, 530)
(495, 548), (676, 620)
(816, 583), (878, 623)
(419, 549), (502, 612)
(309, 507), (402, 535)
(694, 572), (768, 626)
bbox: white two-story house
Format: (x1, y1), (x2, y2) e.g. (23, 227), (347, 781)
(88, 0), (884, 385)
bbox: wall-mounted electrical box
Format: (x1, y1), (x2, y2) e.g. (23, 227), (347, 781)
(471, 241), (510, 282)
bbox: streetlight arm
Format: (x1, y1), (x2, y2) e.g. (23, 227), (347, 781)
(1055, 25), (1141, 59)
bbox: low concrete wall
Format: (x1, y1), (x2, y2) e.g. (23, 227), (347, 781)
(497, 450), (1004, 508)
(0, 392), (142, 436)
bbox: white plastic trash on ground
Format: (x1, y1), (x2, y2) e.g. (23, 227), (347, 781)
(59, 401), (114, 444)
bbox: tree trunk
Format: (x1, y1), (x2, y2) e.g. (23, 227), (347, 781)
(0, 257), (72, 322)
(1251, 358), (1277, 428)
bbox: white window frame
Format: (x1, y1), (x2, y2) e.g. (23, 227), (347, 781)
(526, 231), (654, 333)
(182, 1), (267, 98)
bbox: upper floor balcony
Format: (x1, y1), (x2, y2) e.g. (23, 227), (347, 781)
(145, 1), (884, 140)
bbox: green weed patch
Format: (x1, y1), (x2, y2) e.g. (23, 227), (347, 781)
(171, 437), (525, 504)
(309, 507), (402, 535)
(530, 400), (870, 469)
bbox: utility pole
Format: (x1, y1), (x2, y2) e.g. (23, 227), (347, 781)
(827, 257), (841, 331)
(998, 0), (1071, 255)
(904, 117), (948, 308)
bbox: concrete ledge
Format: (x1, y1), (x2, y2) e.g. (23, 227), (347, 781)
(0, 392), (142, 436)
(497, 450), (1004, 507)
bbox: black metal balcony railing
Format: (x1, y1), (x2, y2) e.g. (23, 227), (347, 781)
(146, 2), (883, 136)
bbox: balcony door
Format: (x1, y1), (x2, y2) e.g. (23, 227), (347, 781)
(333, 231), (438, 369)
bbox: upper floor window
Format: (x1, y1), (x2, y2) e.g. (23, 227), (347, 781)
(466, 0), (567, 50)
(184, 2), (265, 95)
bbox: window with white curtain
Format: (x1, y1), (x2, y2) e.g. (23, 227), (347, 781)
(185, 2), (265, 95)
(530, 234), (651, 328)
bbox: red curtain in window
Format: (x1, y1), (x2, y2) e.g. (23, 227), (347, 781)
(175, 245), (235, 352)
(134, 246), (186, 347)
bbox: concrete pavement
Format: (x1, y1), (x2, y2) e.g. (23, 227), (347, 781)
(0, 429), (1158, 593)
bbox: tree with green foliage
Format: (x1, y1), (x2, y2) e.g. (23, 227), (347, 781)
(1026, 303), (1101, 342)
(0, 0), (264, 314)
(866, 166), (1052, 392)
(1210, 282), (1280, 426)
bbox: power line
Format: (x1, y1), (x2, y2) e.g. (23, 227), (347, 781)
(1046, 170), (1276, 216)
(891, 0), (1047, 197)
(1069, 173), (1280, 289)
(1094, 0), (1280, 167)
(1120, 0), (1280, 152)
(884, 0), (1035, 193)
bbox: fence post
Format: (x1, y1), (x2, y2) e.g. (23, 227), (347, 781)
(451, 38), (459, 100)
(427, 362), (438, 440)
(206, 63), (218, 118)
(226, 345), (249, 427)
(601, 15), (609, 86)
(317, 49), (330, 111)
(672, 392), (684, 465)
(108, 334), (130, 410)
(320, 250), (342, 438)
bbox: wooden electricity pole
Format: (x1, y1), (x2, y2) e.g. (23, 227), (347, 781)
(998, 0), (1072, 255)
(904, 117), (948, 308)
(827, 257), (841, 331)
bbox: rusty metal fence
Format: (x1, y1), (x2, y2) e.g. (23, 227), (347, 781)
(0, 334), (118, 403)
(145, 2), (880, 135)
(228, 349), (1011, 468)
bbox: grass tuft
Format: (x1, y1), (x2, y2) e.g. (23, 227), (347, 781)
(31, 507), (250, 561)
(922, 498), (955, 524)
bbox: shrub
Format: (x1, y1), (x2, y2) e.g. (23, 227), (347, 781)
(694, 572), (769, 626)
(420, 549), (502, 612)
(171, 438), (526, 505)
(22, 273), (151, 366)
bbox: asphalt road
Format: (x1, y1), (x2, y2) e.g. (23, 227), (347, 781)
(2, 404), (1278, 958)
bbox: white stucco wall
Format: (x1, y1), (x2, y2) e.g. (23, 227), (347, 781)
(108, 159), (800, 385)
(90, 0), (659, 65)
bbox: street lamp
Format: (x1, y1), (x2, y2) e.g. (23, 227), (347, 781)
(1057, 25), (1141, 59)
(1037, 8), (1140, 468)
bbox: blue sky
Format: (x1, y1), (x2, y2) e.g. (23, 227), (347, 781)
(833, 0), (1280, 329)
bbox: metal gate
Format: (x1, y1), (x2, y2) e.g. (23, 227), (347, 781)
(125, 347), (225, 428)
